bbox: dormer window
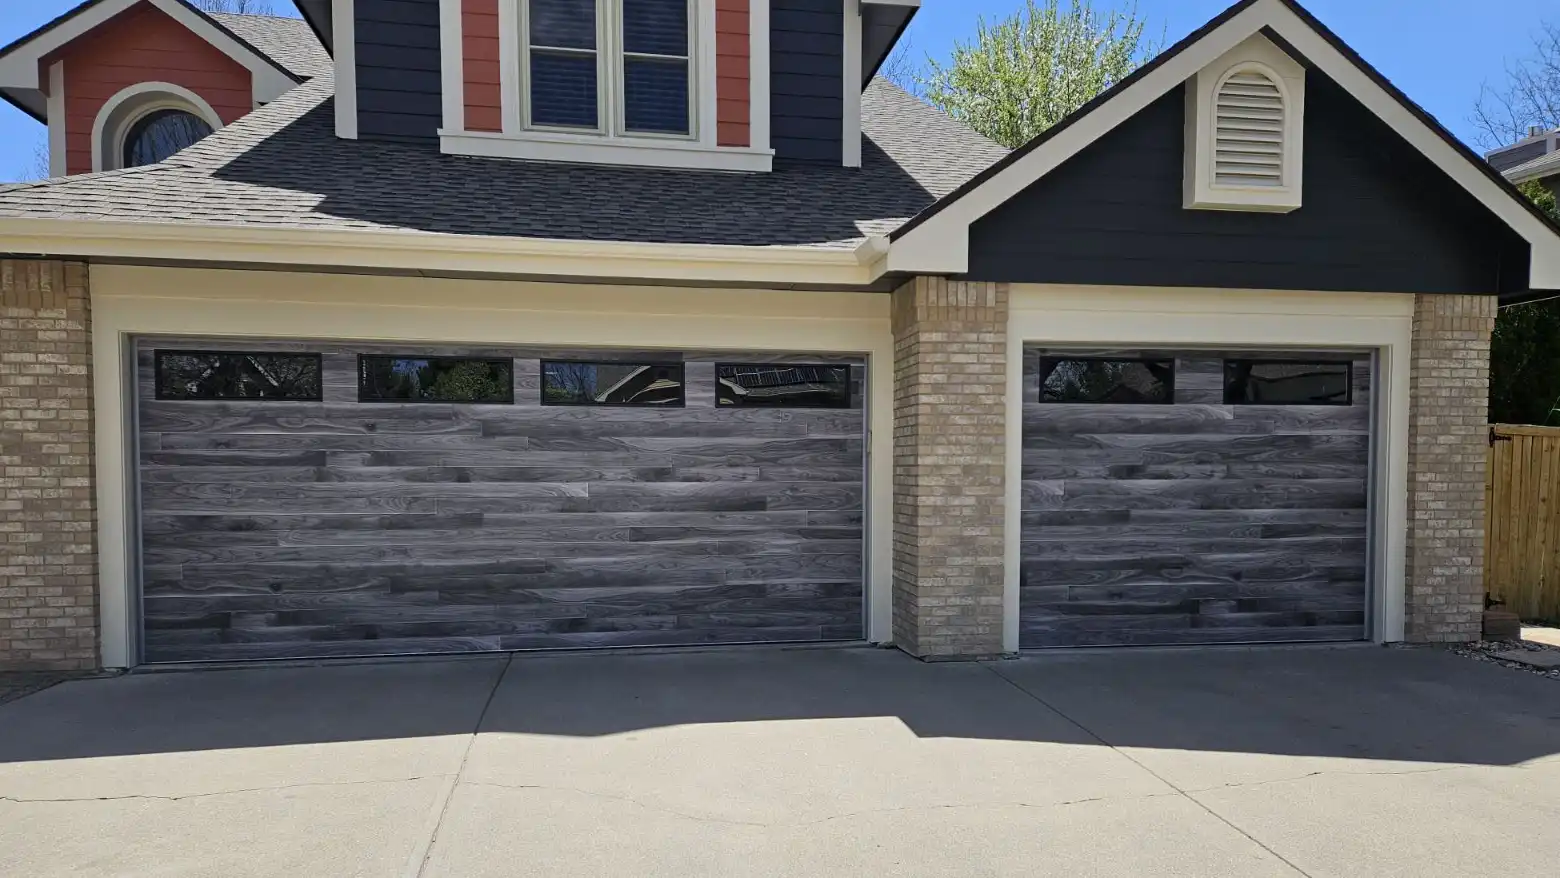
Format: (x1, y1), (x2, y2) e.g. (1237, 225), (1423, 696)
(523, 0), (692, 137)
(440, 0), (771, 172)
(1184, 35), (1305, 213)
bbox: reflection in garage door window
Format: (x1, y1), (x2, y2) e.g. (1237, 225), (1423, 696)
(542, 361), (686, 406)
(358, 356), (514, 403)
(716, 364), (850, 408)
(1223, 360), (1353, 405)
(1039, 358), (1174, 404)
(154, 350), (322, 401)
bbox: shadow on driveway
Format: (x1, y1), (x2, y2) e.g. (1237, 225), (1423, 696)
(1, 643), (1557, 768)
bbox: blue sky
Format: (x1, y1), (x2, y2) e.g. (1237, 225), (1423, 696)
(0, 0), (1554, 181)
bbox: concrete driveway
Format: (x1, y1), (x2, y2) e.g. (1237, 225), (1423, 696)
(1, 646), (1557, 878)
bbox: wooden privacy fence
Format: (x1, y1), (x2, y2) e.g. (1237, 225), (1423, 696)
(1486, 424), (1560, 621)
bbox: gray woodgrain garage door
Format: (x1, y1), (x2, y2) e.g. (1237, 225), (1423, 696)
(1021, 348), (1371, 648)
(135, 339), (866, 662)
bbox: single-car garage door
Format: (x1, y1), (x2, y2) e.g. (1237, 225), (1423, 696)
(136, 339), (866, 662)
(1021, 348), (1372, 648)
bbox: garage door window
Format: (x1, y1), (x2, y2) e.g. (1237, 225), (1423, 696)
(358, 355), (514, 403)
(1223, 360), (1352, 405)
(716, 364), (850, 408)
(542, 360), (685, 405)
(1039, 357), (1175, 404)
(154, 350), (322, 401)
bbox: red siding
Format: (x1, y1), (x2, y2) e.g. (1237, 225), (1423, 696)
(463, 0), (502, 132)
(48, 1), (253, 175)
(715, 0), (750, 148)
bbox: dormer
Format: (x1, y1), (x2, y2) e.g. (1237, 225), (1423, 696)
(314, 0), (916, 172)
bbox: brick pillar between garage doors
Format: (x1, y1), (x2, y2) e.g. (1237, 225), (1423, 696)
(890, 277), (1008, 660)
(0, 259), (99, 670)
(1405, 293), (1496, 643)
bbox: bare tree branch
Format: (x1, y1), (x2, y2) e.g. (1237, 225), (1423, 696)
(877, 36), (922, 97)
(190, 0), (275, 14)
(1472, 22), (1560, 150)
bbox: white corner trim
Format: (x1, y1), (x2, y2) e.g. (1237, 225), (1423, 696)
(89, 81), (225, 173)
(0, 217), (880, 287)
(439, 129), (775, 171)
(697, 0), (719, 148)
(841, 0), (862, 168)
(749, 0), (771, 152)
(46, 61), (65, 177)
(440, 0), (464, 133)
(332, 0), (358, 139)
(889, 0), (1560, 290)
(498, 0), (521, 134)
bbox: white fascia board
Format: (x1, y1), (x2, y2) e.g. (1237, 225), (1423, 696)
(887, 0), (1560, 290)
(0, 0), (297, 102)
(151, 0), (298, 103)
(0, 218), (882, 287)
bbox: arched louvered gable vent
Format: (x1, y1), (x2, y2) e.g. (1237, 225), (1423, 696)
(1214, 70), (1285, 187)
(1185, 36), (1304, 213)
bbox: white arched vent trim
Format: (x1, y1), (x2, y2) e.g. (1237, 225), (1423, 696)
(1214, 69), (1286, 188)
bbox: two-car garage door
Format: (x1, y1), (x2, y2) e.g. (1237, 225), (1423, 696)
(1020, 348), (1373, 648)
(136, 339), (867, 662)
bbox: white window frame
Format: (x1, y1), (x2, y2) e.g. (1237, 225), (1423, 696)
(440, 0), (773, 172)
(90, 81), (224, 173)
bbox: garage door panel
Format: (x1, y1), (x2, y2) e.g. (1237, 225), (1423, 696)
(136, 340), (867, 662)
(1030, 478), (1367, 512)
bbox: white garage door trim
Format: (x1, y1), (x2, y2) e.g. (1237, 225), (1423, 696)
(1004, 285), (1414, 653)
(91, 266), (895, 668)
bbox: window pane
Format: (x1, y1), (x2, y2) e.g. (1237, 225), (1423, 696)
(531, 51), (599, 128)
(543, 361), (685, 406)
(624, 57), (689, 134)
(1224, 361), (1352, 406)
(358, 356), (513, 403)
(123, 110), (214, 168)
(623, 0), (687, 56)
(529, 0), (595, 49)
(155, 351), (321, 401)
(1039, 358), (1175, 404)
(717, 365), (850, 408)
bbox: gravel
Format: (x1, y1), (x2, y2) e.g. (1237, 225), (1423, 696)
(1445, 639), (1560, 680)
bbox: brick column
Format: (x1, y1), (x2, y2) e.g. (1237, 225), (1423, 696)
(0, 260), (98, 670)
(1404, 293), (1496, 643)
(890, 277), (1008, 660)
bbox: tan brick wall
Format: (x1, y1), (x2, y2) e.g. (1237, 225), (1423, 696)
(0, 260), (98, 670)
(1405, 293), (1495, 644)
(890, 277), (1008, 659)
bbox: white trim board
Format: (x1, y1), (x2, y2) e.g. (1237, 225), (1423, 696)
(46, 61), (65, 177)
(0, 0), (298, 106)
(0, 217), (883, 287)
(332, 0), (357, 139)
(89, 81), (225, 172)
(886, 0), (1560, 290)
(88, 266), (895, 667)
(1002, 284), (1415, 653)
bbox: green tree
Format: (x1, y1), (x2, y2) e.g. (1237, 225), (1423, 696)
(918, 0), (1159, 149)
(1489, 181), (1560, 425)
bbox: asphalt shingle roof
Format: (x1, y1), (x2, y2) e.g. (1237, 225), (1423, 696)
(209, 12), (331, 79)
(1507, 150), (1560, 185)
(0, 75), (1009, 249)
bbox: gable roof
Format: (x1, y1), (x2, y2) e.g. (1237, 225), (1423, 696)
(0, 75), (1007, 285)
(0, 0), (303, 123)
(208, 12), (330, 80)
(881, 0), (1560, 293)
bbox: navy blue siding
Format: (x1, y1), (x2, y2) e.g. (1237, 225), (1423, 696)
(356, 0), (443, 144)
(771, 0), (843, 163)
(967, 74), (1529, 295)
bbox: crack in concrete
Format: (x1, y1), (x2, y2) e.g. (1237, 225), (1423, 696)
(456, 779), (1185, 828)
(1181, 764), (1474, 795)
(0, 775), (447, 805)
